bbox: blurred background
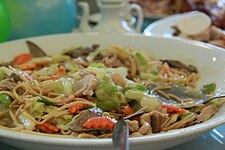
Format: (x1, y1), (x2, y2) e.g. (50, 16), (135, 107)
(0, 0), (224, 42)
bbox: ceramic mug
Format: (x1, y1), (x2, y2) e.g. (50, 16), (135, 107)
(0, 0), (10, 42)
(3, 0), (78, 40)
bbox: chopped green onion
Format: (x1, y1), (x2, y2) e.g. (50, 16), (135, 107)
(135, 84), (147, 91)
(150, 70), (159, 75)
(89, 63), (106, 68)
(201, 83), (216, 94)
(38, 97), (54, 106)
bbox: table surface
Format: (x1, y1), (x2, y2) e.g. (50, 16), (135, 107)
(1, 124), (225, 150)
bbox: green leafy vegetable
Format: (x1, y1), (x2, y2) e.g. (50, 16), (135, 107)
(207, 98), (225, 107)
(180, 111), (193, 119)
(201, 83), (216, 94)
(135, 84), (147, 92)
(0, 93), (12, 106)
(29, 99), (45, 119)
(53, 78), (74, 95)
(87, 66), (127, 80)
(125, 89), (161, 112)
(139, 72), (164, 82)
(135, 52), (147, 65)
(89, 63), (106, 68)
(95, 74), (123, 111)
(37, 97), (54, 106)
(150, 70), (159, 75)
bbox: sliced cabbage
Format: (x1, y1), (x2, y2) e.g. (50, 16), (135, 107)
(0, 67), (13, 76)
(28, 98), (45, 119)
(140, 96), (161, 112)
(87, 66), (127, 79)
(53, 78), (74, 95)
(18, 113), (35, 131)
(41, 78), (74, 95)
(55, 114), (73, 130)
(125, 89), (161, 112)
(95, 73), (124, 112)
(31, 64), (58, 77)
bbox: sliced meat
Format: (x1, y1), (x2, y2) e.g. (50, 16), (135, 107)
(138, 122), (151, 135)
(150, 111), (168, 133)
(125, 120), (139, 132)
(160, 59), (198, 73)
(64, 44), (99, 58)
(82, 78), (99, 96)
(101, 55), (123, 68)
(74, 57), (89, 67)
(151, 113), (162, 133)
(68, 107), (102, 132)
(140, 111), (169, 134)
(111, 73), (126, 87)
(79, 70), (96, 78)
(196, 104), (217, 122)
(73, 75), (99, 97)
(10, 73), (22, 83)
(0, 80), (16, 91)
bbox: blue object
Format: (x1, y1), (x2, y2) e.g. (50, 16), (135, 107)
(3, 0), (77, 40)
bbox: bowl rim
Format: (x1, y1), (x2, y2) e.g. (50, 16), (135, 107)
(0, 32), (225, 146)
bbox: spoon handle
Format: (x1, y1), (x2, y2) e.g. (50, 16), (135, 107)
(113, 118), (130, 150)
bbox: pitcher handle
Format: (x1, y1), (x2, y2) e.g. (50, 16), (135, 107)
(128, 3), (143, 33)
(77, 2), (91, 32)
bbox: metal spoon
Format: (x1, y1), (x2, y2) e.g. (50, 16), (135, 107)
(112, 110), (144, 150)
(113, 118), (129, 150)
(147, 83), (225, 107)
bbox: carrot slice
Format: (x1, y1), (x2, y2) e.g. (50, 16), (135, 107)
(83, 117), (115, 129)
(58, 65), (67, 74)
(69, 103), (87, 113)
(162, 104), (186, 114)
(51, 65), (67, 80)
(36, 125), (54, 134)
(12, 53), (33, 65)
(36, 123), (59, 133)
(123, 104), (134, 116)
(21, 63), (37, 70)
(51, 74), (60, 80)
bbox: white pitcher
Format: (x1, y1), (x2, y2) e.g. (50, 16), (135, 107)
(78, 0), (143, 34)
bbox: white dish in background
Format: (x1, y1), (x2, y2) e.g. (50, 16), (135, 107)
(143, 11), (203, 37)
(0, 33), (225, 150)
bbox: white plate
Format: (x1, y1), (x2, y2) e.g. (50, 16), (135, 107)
(0, 33), (225, 150)
(1, 124), (225, 150)
(143, 11), (203, 37)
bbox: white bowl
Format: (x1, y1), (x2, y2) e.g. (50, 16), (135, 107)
(0, 33), (225, 150)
